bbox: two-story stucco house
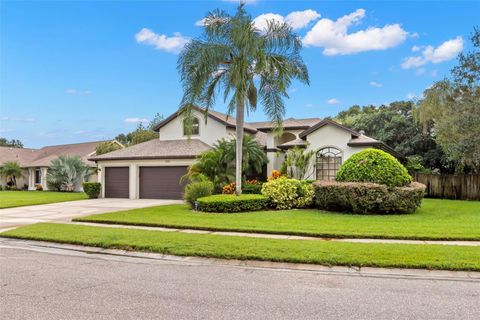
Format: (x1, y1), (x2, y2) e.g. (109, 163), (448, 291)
(90, 106), (400, 200)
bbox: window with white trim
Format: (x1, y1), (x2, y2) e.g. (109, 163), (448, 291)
(316, 147), (342, 180)
(183, 117), (200, 135)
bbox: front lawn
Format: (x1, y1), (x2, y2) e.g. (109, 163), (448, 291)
(75, 198), (480, 240)
(0, 191), (88, 209)
(1, 223), (479, 271)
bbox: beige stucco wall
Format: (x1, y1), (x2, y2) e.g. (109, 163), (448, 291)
(96, 158), (195, 199)
(159, 109), (234, 146)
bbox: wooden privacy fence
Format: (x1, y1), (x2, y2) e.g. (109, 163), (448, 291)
(414, 173), (480, 201)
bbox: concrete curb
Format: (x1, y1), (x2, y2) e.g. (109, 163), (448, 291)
(68, 221), (480, 246)
(1, 238), (479, 282)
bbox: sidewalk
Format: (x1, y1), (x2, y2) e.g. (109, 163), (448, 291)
(69, 221), (480, 247)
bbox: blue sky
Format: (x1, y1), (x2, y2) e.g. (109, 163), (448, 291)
(1, 0), (478, 148)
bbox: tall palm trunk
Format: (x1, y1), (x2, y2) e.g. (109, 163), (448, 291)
(235, 98), (245, 195)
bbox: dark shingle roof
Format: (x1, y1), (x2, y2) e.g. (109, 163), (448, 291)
(89, 139), (211, 161)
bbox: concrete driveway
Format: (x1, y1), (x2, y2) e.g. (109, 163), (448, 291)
(0, 198), (182, 231)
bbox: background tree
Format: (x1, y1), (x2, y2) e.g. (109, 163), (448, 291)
(95, 141), (123, 155)
(0, 138), (23, 148)
(115, 123), (159, 146)
(0, 161), (23, 188)
(178, 4), (309, 194)
(334, 101), (447, 172)
(47, 156), (93, 191)
(417, 27), (480, 173)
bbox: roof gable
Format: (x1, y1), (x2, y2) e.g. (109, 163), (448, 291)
(153, 106), (258, 134)
(299, 119), (360, 139)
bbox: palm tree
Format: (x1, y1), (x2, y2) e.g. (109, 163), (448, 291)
(47, 156), (93, 191)
(0, 161), (23, 188)
(183, 135), (268, 191)
(178, 3), (309, 194)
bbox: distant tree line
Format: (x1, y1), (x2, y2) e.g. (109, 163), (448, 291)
(333, 27), (479, 174)
(0, 137), (23, 148)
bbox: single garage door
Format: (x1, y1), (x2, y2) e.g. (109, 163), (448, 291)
(139, 166), (187, 199)
(104, 167), (129, 198)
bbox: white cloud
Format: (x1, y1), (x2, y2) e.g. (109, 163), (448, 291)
(135, 28), (189, 53)
(253, 10), (320, 31)
(302, 9), (408, 56)
(306, 103), (314, 108)
(401, 36), (464, 69)
(0, 116), (35, 122)
(124, 117), (149, 124)
(66, 89), (91, 96)
(285, 10), (321, 30)
(327, 98), (340, 105)
(369, 81), (383, 87)
(253, 13), (284, 31)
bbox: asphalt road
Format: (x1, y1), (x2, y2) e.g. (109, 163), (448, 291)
(1, 243), (479, 320)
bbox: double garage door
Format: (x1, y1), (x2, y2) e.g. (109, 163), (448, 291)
(104, 166), (187, 199)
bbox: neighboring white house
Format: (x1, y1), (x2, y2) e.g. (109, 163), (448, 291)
(0, 141), (115, 191)
(90, 106), (401, 200)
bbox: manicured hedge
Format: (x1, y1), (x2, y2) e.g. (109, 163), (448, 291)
(336, 148), (412, 187)
(196, 194), (269, 213)
(82, 182), (101, 199)
(313, 180), (426, 214)
(261, 177), (315, 210)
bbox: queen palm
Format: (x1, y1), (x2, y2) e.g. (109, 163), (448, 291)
(178, 4), (309, 194)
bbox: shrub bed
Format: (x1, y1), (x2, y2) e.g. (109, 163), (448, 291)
(196, 194), (269, 213)
(261, 177), (315, 210)
(82, 182), (101, 199)
(313, 180), (426, 214)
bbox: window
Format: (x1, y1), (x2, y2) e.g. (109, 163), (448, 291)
(316, 147), (342, 180)
(35, 169), (42, 184)
(183, 117), (200, 135)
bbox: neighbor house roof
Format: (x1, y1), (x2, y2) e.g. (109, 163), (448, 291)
(89, 139), (211, 161)
(249, 117), (321, 131)
(0, 141), (105, 168)
(0, 147), (38, 166)
(153, 105), (258, 134)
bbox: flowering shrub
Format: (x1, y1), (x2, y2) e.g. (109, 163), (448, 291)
(261, 177), (315, 210)
(268, 170), (282, 181)
(222, 182), (236, 194)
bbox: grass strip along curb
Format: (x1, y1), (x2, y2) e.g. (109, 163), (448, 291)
(2, 223), (480, 271)
(0, 191), (88, 209)
(73, 200), (480, 241)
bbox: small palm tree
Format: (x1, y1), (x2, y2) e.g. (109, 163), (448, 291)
(47, 156), (93, 191)
(178, 4), (309, 194)
(0, 161), (23, 188)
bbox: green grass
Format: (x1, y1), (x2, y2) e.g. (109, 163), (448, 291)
(75, 198), (480, 241)
(1, 223), (479, 271)
(0, 191), (88, 208)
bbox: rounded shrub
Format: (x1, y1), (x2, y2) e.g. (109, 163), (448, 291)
(83, 182), (101, 199)
(261, 177), (315, 210)
(183, 180), (214, 207)
(336, 148), (412, 188)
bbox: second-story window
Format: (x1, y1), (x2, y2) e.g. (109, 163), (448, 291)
(183, 117), (200, 136)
